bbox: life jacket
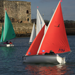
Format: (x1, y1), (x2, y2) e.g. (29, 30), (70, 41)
(9, 42), (12, 44)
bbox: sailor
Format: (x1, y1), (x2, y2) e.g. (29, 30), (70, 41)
(9, 41), (12, 44)
(49, 50), (55, 55)
(4, 41), (9, 44)
(6, 41), (9, 44)
(45, 50), (55, 55)
(45, 52), (49, 55)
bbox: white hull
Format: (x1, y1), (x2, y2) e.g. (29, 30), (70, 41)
(22, 55), (66, 64)
(0, 44), (14, 47)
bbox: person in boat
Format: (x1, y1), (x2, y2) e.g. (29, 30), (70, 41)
(6, 41), (9, 44)
(45, 50), (55, 55)
(3, 41), (9, 44)
(9, 41), (12, 44)
(49, 50), (55, 55)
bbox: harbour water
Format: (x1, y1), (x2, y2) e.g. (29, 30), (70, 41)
(0, 36), (75, 75)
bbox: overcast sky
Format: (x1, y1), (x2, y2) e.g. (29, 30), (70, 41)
(22, 0), (75, 21)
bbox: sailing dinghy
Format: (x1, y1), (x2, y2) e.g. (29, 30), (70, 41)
(29, 23), (36, 44)
(22, 1), (71, 64)
(0, 10), (16, 47)
(29, 9), (45, 44)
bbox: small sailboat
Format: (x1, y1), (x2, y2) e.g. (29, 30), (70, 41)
(0, 10), (16, 47)
(22, 1), (71, 64)
(29, 23), (36, 44)
(29, 9), (45, 44)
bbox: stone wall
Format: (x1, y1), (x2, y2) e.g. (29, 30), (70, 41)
(0, 1), (31, 23)
(0, 23), (33, 37)
(0, 23), (75, 37)
(0, 1), (4, 21)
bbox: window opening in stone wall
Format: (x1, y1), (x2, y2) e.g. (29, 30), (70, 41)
(27, 18), (29, 22)
(26, 10), (29, 14)
(20, 21), (22, 23)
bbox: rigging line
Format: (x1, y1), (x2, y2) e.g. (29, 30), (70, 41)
(65, 50), (72, 57)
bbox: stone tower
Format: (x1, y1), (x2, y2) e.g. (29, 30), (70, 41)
(0, 1), (31, 23)
(0, 1), (4, 22)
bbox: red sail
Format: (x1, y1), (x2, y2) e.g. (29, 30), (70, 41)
(38, 2), (70, 55)
(26, 25), (45, 56)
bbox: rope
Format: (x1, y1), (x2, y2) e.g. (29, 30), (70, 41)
(65, 50), (72, 57)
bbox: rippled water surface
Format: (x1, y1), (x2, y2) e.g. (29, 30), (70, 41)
(0, 36), (75, 75)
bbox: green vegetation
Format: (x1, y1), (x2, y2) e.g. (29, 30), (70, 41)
(31, 19), (75, 28)
(64, 20), (75, 28)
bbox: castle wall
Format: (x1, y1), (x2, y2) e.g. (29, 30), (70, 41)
(0, 23), (75, 37)
(0, 1), (33, 37)
(0, 1), (4, 18)
(0, 23), (33, 37)
(0, 1), (31, 23)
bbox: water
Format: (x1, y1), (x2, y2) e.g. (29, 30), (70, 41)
(0, 36), (75, 75)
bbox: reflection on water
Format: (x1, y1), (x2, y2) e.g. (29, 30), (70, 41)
(25, 64), (73, 75)
(0, 36), (75, 75)
(0, 47), (16, 57)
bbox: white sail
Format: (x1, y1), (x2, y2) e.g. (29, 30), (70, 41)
(44, 25), (48, 34)
(29, 23), (36, 44)
(29, 9), (45, 44)
(36, 9), (45, 36)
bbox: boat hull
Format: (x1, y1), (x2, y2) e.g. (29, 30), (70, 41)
(0, 44), (14, 47)
(22, 55), (66, 64)
(22, 55), (59, 64)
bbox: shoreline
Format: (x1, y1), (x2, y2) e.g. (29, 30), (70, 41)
(14, 34), (75, 37)
(0, 23), (75, 37)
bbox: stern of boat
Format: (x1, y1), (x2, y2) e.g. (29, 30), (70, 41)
(56, 54), (66, 64)
(6, 44), (14, 47)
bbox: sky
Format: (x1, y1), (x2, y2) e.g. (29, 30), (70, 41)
(21, 0), (75, 21)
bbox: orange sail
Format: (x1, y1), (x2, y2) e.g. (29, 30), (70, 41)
(38, 2), (70, 55)
(26, 25), (45, 56)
